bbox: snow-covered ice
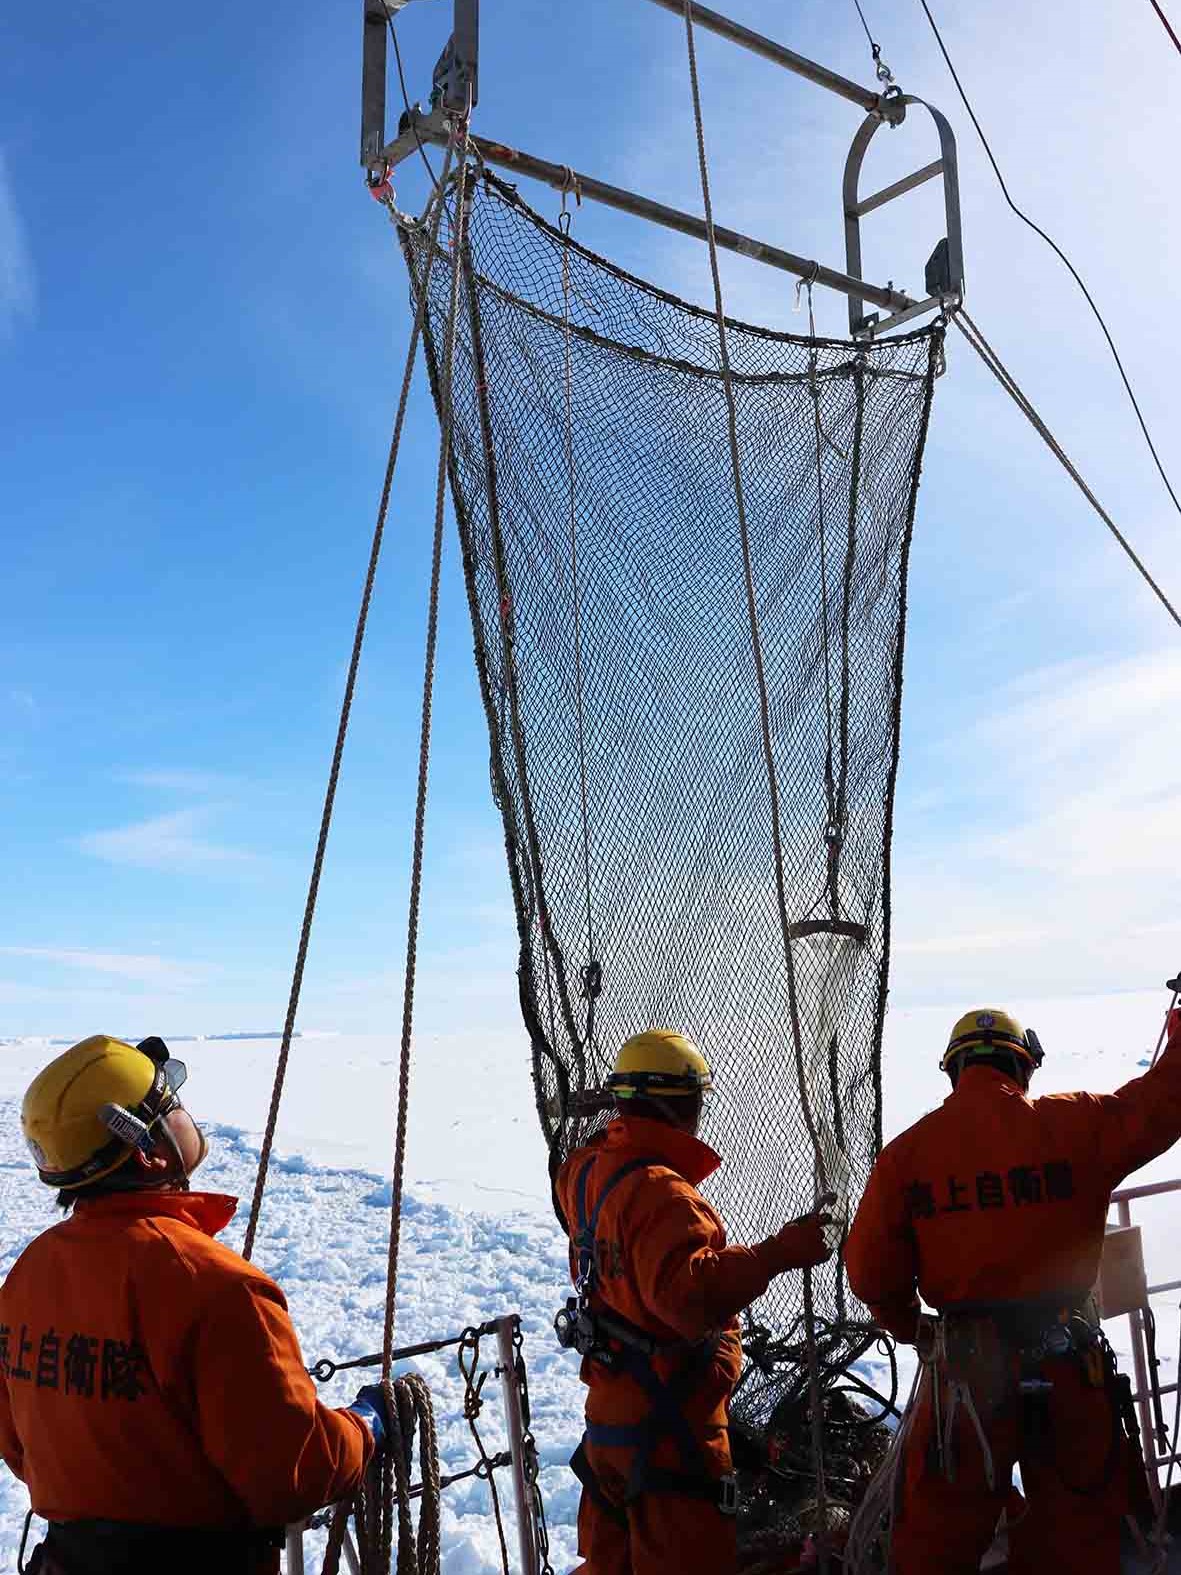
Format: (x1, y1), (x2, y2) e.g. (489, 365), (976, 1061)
(1, 989), (1179, 1572)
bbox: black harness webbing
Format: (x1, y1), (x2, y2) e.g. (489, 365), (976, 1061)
(567, 1151), (735, 1514)
(573, 1154), (656, 1290)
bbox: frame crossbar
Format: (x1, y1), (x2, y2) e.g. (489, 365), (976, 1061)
(641, 0), (886, 114)
(362, 0), (964, 338)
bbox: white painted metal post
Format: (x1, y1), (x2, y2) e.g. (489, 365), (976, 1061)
(285, 1525), (306, 1575)
(1116, 1196), (1163, 1510)
(496, 1314), (541, 1575)
(342, 1527), (362, 1575)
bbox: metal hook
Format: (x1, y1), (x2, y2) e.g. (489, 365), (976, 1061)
(793, 261), (821, 315)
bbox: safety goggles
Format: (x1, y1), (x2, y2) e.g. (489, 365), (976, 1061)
(98, 1037), (190, 1153)
(605, 1068), (713, 1097)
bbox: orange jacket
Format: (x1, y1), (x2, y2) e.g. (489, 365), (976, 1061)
(555, 1115), (818, 1472)
(0, 1190), (371, 1527)
(846, 1023), (1181, 1341)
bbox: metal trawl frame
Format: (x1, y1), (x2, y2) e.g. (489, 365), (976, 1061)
(844, 97), (965, 336)
(361, 0), (477, 174)
(362, 0), (964, 338)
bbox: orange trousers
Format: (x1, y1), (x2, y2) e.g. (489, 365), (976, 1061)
(892, 1355), (1133, 1575)
(571, 1439), (737, 1575)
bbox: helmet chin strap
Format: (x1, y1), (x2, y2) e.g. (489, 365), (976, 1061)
(149, 1113), (205, 1191)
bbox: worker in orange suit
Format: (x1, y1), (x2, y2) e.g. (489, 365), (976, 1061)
(0, 1035), (391, 1575)
(846, 1003), (1181, 1575)
(555, 1029), (835, 1575)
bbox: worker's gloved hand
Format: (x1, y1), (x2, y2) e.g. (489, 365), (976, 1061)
(763, 1205), (837, 1273)
(347, 1383), (390, 1449)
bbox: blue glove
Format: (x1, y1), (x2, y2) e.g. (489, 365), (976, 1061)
(348, 1383), (388, 1448)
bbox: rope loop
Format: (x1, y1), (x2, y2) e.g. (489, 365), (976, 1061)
(558, 165), (583, 204)
(319, 1374), (441, 1575)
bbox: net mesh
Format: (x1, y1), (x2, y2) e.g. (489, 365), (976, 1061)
(401, 169), (940, 1429)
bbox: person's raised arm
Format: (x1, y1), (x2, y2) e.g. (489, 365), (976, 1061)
(1091, 1008), (1181, 1187)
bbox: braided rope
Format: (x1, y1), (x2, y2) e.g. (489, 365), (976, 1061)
(679, 1), (832, 1558)
(320, 1374), (442, 1575)
(241, 138), (458, 1263)
(843, 1363), (925, 1572)
(380, 123), (473, 1375)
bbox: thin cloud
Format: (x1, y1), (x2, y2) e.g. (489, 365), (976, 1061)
(895, 927), (1050, 958)
(0, 946), (200, 989)
(0, 150), (35, 341)
(77, 809), (257, 873)
(890, 649), (1181, 1003)
(115, 768), (232, 794)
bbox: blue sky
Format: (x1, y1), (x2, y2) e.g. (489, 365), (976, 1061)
(1, 0), (1179, 1039)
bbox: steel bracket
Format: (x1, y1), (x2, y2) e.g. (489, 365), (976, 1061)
(843, 96), (964, 338)
(360, 0), (478, 177)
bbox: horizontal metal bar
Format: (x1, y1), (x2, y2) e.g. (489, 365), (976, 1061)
(641, 0), (884, 114)
(1112, 1178), (1181, 1204)
(862, 292), (954, 337)
(788, 919), (868, 943)
(383, 118), (915, 315)
(850, 158), (944, 219)
(1134, 1382), (1179, 1403)
(1149, 1278), (1181, 1297)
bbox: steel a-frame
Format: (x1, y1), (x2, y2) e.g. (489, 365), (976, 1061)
(361, 0), (963, 337)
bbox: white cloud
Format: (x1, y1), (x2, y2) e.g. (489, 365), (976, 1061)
(890, 649), (1181, 1003)
(0, 151), (35, 341)
(115, 768), (232, 794)
(0, 946), (200, 989)
(77, 809), (257, 873)
(894, 926), (1051, 958)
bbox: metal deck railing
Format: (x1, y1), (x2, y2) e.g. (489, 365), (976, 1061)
(1110, 1177), (1181, 1506)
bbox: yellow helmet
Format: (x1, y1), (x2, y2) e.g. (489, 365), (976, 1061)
(606, 1030), (713, 1099)
(21, 1035), (189, 1190)
(940, 1008), (1044, 1074)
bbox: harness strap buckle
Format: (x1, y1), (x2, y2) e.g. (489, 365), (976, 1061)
(717, 1472), (739, 1517)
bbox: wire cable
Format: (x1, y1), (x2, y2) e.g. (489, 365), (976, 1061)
(917, 0), (1181, 525)
(953, 309), (1181, 634)
(1148, 0), (1181, 58)
(851, 0), (894, 82)
(390, 15), (443, 191)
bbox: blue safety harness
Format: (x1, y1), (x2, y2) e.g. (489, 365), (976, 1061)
(562, 1152), (738, 1518)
